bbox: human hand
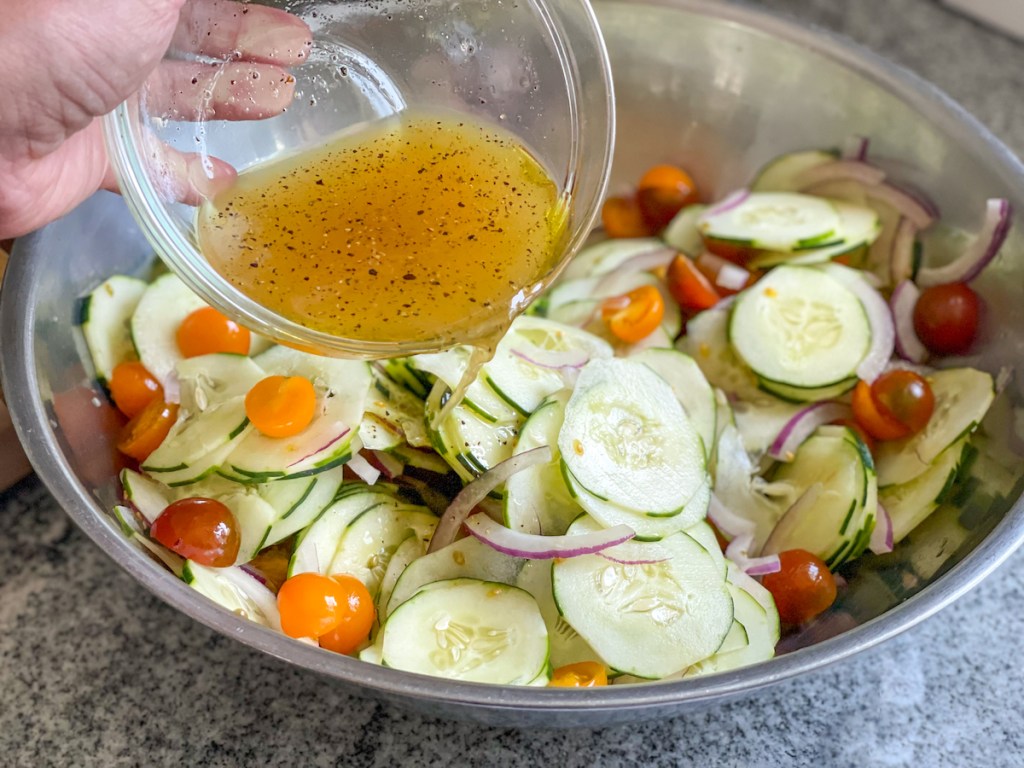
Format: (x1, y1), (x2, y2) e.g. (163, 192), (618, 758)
(0, 0), (312, 239)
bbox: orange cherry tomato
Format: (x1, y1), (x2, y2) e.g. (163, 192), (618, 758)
(761, 549), (837, 626)
(278, 572), (367, 640)
(317, 575), (376, 655)
(117, 398), (178, 461)
(549, 661), (608, 688)
(176, 306), (251, 358)
(851, 380), (909, 441)
(245, 375), (317, 438)
(150, 497), (240, 567)
(108, 361), (163, 418)
(636, 164), (700, 231)
(601, 195), (654, 239)
(871, 370), (935, 437)
(601, 284), (665, 343)
(666, 253), (721, 312)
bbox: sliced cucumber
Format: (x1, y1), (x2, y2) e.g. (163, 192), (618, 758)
(380, 578), (548, 685)
(678, 307), (762, 401)
(698, 193), (841, 251)
(553, 523), (733, 678)
(749, 200), (880, 268)
(130, 273), (208, 401)
(662, 204), (707, 255)
(561, 237), (666, 281)
(757, 376), (858, 404)
(750, 149), (837, 192)
(222, 491), (279, 564)
(120, 468), (172, 524)
(358, 412), (404, 451)
(182, 561), (281, 630)
(80, 275), (147, 385)
(142, 396), (251, 476)
(882, 438), (970, 544)
(729, 265), (869, 391)
(376, 534), (425, 615)
(262, 466), (346, 547)
(731, 397), (804, 458)
(425, 381), (519, 483)
(558, 358), (708, 517)
(685, 520), (727, 578)
(875, 368), (994, 487)
(176, 353), (266, 413)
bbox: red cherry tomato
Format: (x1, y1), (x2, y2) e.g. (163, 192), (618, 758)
(109, 361), (163, 418)
(635, 164), (700, 231)
(601, 196), (654, 239)
(150, 497), (240, 567)
(912, 283), (981, 356)
(666, 253), (721, 312)
(871, 369), (935, 436)
(851, 380), (908, 441)
(761, 549), (837, 626)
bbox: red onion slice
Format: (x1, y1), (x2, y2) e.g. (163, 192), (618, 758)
(716, 261), (751, 292)
(889, 218), (917, 286)
(797, 159), (886, 189)
(428, 446), (552, 553)
(702, 188), (750, 220)
(708, 493), (754, 540)
(368, 450), (404, 480)
(768, 402), (854, 462)
(286, 426), (351, 468)
(842, 135), (870, 162)
(916, 199), (1012, 287)
(869, 503), (894, 554)
(347, 453), (381, 486)
(725, 531), (781, 576)
(510, 346), (591, 371)
(821, 264), (895, 383)
(598, 551), (669, 566)
(890, 280), (929, 364)
(465, 513), (634, 559)
(865, 183), (935, 230)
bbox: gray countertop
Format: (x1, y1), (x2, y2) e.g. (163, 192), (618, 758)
(4, 0), (1024, 765)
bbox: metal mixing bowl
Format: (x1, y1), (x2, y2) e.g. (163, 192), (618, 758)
(4, 0), (1024, 728)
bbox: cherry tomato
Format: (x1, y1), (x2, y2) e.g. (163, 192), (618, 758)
(703, 237), (754, 266)
(117, 398), (178, 461)
(761, 549), (837, 626)
(666, 253), (721, 312)
(317, 575), (376, 655)
(871, 369), (934, 436)
(694, 252), (753, 297)
(244, 375), (317, 438)
(176, 306), (251, 358)
(245, 541), (293, 594)
(150, 497), (240, 567)
(601, 284), (665, 343)
(851, 380), (908, 441)
(601, 195), (654, 239)
(278, 572), (367, 640)
(548, 661), (608, 688)
(108, 361), (163, 418)
(912, 282), (981, 356)
(635, 164), (699, 230)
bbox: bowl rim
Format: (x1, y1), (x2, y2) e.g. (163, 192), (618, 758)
(6, 0), (1024, 717)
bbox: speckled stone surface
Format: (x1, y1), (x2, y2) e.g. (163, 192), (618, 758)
(5, 1), (1024, 765)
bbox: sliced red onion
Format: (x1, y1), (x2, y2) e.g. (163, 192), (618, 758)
(598, 551), (669, 566)
(368, 450), (404, 480)
(510, 346), (590, 371)
(465, 513), (634, 559)
(745, 556), (782, 576)
(842, 135), (870, 162)
(702, 188), (750, 220)
(890, 280), (929, 364)
(428, 446), (551, 553)
(865, 183), (935, 230)
(602, 247), (676, 278)
(725, 531), (781, 576)
(797, 159), (885, 189)
(286, 427), (351, 468)
(708, 493), (754, 540)
(821, 264), (895, 382)
(716, 261), (751, 292)
(916, 199), (1012, 287)
(347, 453), (381, 485)
(768, 402), (854, 462)
(889, 218), (917, 286)
(239, 563), (269, 586)
(869, 503), (894, 554)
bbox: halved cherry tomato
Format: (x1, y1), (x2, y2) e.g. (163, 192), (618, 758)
(912, 282), (981, 356)
(278, 572), (369, 640)
(549, 661), (608, 688)
(245, 541), (293, 594)
(635, 164), (700, 230)
(150, 497), (240, 567)
(761, 549), (837, 626)
(116, 398), (178, 461)
(852, 380), (908, 441)
(871, 369), (934, 436)
(245, 375), (317, 438)
(317, 575), (376, 655)
(176, 306), (251, 358)
(601, 195), (654, 239)
(601, 284), (665, 343)
(108, 361), (163, 418)
(666, 253), (721, 312)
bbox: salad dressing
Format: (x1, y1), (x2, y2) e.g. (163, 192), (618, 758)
(197, 111), (568, 354)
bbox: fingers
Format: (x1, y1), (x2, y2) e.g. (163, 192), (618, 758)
(171, 0), (312, 65)
(124, 139), (237, 206)
(145, 60), (296, 121)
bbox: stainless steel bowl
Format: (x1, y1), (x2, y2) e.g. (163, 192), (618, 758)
(4, 0), (1024, 728)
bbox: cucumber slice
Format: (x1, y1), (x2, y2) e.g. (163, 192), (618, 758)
(757, 376), (858, 404)
(749, 200), (880, 267)
(365, 369), (429, 448)
(729, 265), (870, 390)
(130, 273), (208, 401)
(380, 578), (548, 685)
(120, 468), (172, 524)
(142, 396), (251, 474)
(731, 398), (804, 458)
(662, 204), (707, 255)
(262, 466), (346, 547)
(80, 275), (147, 385)
(629, 348), (716, 460)
(750, 149), (837, 192)
(175, 353), (266, 413)
(386, 536), (526, 617)
(558, 358), (708, 516)
(182, 561), (281, 630)
(328, 504), (437, 595)
(224, 491), (280, 563)
(561, 238), (666, 281)
(553, 524), (733, 678)
(358, 413), (404, 451)
(678, 307), (762, 401)
(698, 193), (841, 251)
(425, 381), (519, 483)
(882, 438), (970, 544)
(376, 534), (425, 614)
(875, 368), (994, 487)
(685, 520), (727, 578)
(504, 392), (581, 536)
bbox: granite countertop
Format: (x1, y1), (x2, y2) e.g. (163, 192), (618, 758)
(4, 0), (1024, 765)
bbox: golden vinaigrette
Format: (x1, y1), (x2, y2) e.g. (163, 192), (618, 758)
(197, 112), (568, 347)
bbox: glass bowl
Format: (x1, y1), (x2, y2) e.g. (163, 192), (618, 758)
(103, 0), (615, 357)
